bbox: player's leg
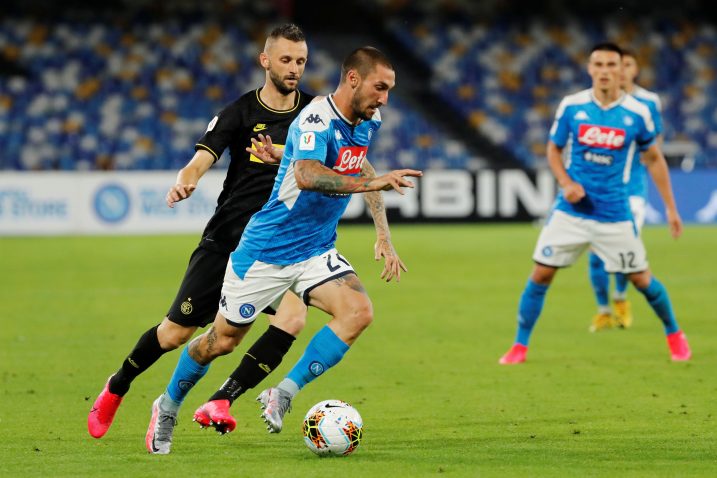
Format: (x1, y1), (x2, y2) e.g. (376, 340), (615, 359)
(88, 246), (225, 439)
(613, 197), (646, 328)
(629, 270), (690, 361)
(593, 220), (690, 361)
(588, 251), (616, 331)
(499, 263), (556, 364)
(499, 211), (588, 364)
(259, 249), (365, 432)
(190, 255), (294, 436)
(203, 293), (306, 405)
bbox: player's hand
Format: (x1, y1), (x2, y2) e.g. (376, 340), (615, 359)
(562, 181), (585, 203)
(374, 237), (407, 283)
(166, 184), (196, 208)
(246, 134), (283, 164)
(370, 169), (423, 195)
(666, 207), (683, 239)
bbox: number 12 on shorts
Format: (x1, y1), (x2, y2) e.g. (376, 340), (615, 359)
(619, 251), (636, 269)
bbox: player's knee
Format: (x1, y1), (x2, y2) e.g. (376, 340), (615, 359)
(157, 318), (195, 350)
(349, 298), (374, 332)
(629, 270), (651, 289)
(270, 312), (306, 337)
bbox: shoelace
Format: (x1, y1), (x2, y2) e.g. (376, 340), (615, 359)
(155, 413), (178, 441)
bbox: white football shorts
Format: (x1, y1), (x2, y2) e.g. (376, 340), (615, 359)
(533, 210), (648, 273)
(218, 248), (355, 326)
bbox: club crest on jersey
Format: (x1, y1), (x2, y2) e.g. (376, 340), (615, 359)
(333, 146), (367, 175)
(577, 124), (626, 150)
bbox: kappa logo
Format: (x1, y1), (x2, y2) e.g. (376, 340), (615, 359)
(253, 123), (268, 132)
(577, 124), (626, 149)
(220, 295), (228, 310)
(302, 113), (325, 125)
(334, 129), (342, 141)
(574, 111), (589, 120)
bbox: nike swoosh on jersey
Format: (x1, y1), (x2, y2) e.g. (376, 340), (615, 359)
(253, 124), (268, 132)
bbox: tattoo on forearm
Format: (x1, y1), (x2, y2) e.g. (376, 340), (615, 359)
(361, 161), (389, 235)
(297, 160), (372, 193)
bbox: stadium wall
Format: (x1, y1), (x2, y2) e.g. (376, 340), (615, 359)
(0, 170), (715, 235)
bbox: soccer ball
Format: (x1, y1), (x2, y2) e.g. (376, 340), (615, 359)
(302, 399), (363, 456)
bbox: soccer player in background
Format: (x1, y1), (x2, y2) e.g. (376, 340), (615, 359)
(498, 42), (691, 365)
(588, 48), (665, 332)
(157, 46), (420, 439)
(88, 25), (406, 454)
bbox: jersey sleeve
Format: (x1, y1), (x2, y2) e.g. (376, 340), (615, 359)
(636, 114), (657, 151)
(649, 101), (664, 136)
(549, 98), (571, 148)
(195, 103), (242, 163)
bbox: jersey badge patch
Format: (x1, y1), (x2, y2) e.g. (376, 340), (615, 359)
(299, 132), (316, 150)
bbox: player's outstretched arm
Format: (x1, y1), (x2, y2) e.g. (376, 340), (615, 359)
(642, 145), (683, 238)
(360, 159), (407, 282)
(294, 159), (421, 195)
(245, 134), (283, 164)
(166, 149), (215, 208)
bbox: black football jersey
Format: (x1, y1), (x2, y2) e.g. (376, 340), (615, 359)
(194, 88), (314, 253)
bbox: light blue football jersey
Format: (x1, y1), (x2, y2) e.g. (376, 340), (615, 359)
(549, 89), (656, 222)
(626, 85), (663, 199)
(233, 95), (381, 268)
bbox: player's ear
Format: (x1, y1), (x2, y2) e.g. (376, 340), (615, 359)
(348, 70), (359, 89)
(259, 52), (270, 69)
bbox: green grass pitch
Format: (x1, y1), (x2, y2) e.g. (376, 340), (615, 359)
(1, 224), (715, 477)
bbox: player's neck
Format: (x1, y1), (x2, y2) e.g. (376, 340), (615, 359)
(593, 87), (622, 107)
(259, 84), (297, 111)
(623, 83), (635, 94)
(331, 86), (359, 125)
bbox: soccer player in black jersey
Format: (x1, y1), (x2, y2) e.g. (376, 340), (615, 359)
(87, 24), (315, 442)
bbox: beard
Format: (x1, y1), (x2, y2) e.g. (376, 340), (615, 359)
(269, 68), (298, 96)
(351, 92), (378, 121)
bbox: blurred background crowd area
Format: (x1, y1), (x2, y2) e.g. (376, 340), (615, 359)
(1, 0), (715, 172)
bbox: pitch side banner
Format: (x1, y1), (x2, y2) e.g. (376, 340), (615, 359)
(0, 170), (715, 235)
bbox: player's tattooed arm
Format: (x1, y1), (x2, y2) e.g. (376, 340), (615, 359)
(360, 159), (389, 238)
(294, 159), (421, 195)
(294, 160), (373, 193)
(361, 159), (408, 282)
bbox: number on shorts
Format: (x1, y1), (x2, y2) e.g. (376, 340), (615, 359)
(325, 252), (350, 272)
(619, 252), (636, 269)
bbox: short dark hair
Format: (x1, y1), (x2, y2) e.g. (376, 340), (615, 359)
(340, 46), (393, 82)
(621, 48), (637, 62)
(268, 23), (305, 43)
(590, 42), (623, 57)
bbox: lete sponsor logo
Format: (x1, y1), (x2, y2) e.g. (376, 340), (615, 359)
(333, 146), (367, 174)
(577, 124), (626, 149)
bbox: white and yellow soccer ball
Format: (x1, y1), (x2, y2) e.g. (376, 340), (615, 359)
(302, 399), (363, 456)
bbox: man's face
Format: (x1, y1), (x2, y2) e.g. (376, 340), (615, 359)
(621, 55), (638, 88)
(350, 64), (395, 120)
(265, 37), (308, 95)
(587, 50), (622, 91)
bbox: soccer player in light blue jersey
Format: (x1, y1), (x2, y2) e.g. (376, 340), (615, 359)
(588, 49), (665, 332)
(499, 43), (691, 365)
(158, 46), (421, 438)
